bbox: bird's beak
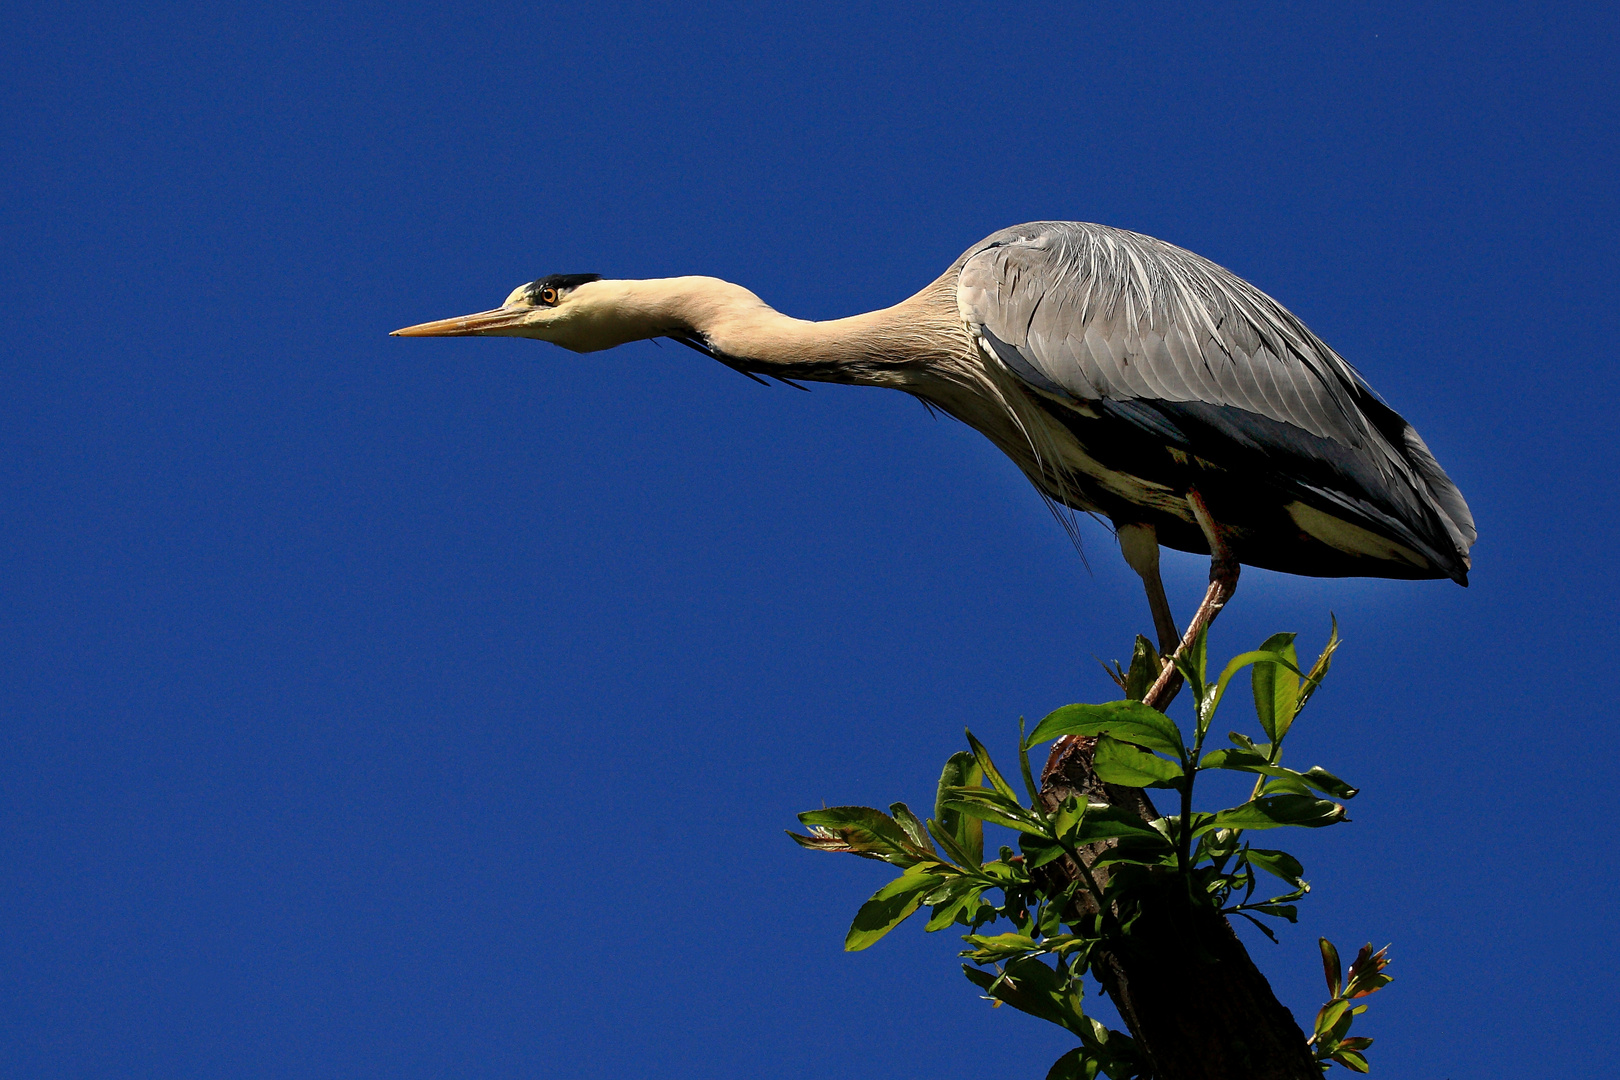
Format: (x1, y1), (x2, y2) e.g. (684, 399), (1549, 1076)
(390, 306), (534, 337)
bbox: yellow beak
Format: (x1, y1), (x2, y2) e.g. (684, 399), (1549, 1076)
(391, 306), (534, 337)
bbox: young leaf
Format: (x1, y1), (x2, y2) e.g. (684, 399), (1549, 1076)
(795, 806), (922, 863)
(966, 730), (1023, 805)
(844, 871), (944, 951)
(925, 817), (981, 871)
(942, 791), (1050, 836)
(1100, 656), (1129, 695)
(1027, 701), (1186, 760)
(1296, 617), (1341, 714)
(1093, 735), (1185, 788)
(1345, 943), (1393, 998)
(1227, 730), (1268, 755)
(1124, 634), (1160, 702)
(1250, 632), (1300, 744)
(936, 751), (985, 865)
(889, 802), (938, 854)
(962, 931), (1041, 960)
(1018, 716), (1042, 804)
(1320, 937), (1343, 998)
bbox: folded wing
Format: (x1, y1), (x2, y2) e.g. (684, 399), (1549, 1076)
(957, 222), (1475, 581)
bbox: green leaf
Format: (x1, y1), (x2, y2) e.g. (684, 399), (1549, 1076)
(936, 751), (985, 865)
(1044, 1047), (1098, 1080)
(889, 802), (937, 854)
(1019, 833), (1069, 870)
(966, 730), (1023, 805)
(1299, 766), (1359, 799)
(1205, 648), (1308, 729)
(1204, 794), (1346, 834)
(923, 881), (983, 932)
(1018, 717), (1042, 806)
(1038, 888), (1077, 938)
(1072, 805), (1175, 848)
(1233, 910), (1280, 943)
(1258, 774), (1314, 797)
(1250, 632), (1300, 744)
(1320, 938), (1343, 999)
(1244, 848), (1306, 888)
(1315, 997), (1350, 1036)
(1329, 1050), (1370, 1073)
(961, 956), (1086, 1034)
(942, 792), (1050, 836)
(1053, 794), (1087, 842)
(1227, 730), (1269, 756)
(844, 870), (943, 951)
(976, 858), (1028, 884)
(1092, 735), (1185, 788)
(1027, 701), (1186, 761)
(1091, 841), (1179, 870)
(925, 817), (980, 870)
(1124, 634), (1160, 702)
(1198, 746), (1267, 770)
(962, 931), (1040, 960)
(796, 806), (921, 863)
(1197, 749), (1358, 800)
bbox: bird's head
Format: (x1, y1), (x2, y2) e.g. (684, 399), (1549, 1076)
(392, 273), (624, 351)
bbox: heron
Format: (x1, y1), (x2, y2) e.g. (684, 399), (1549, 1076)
(394, 222), (1475, 687)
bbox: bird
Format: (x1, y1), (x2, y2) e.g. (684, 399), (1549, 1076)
(393, 222), (1475, 677)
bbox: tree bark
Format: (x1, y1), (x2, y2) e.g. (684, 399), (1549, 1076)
(1039, 736), (1321, 1080)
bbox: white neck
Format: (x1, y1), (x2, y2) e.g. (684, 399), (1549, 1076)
(556, 274), (967, 388)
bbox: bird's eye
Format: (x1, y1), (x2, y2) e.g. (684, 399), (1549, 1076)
(539, 287), (559, 305)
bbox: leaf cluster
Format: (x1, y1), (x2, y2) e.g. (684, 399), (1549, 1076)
(1308, 939), (1393, 1073)
(790, 622), (1390, 1078)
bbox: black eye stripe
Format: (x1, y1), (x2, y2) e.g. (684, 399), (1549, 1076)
(522, 273), (602, 306)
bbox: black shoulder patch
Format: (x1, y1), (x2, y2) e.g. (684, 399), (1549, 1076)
(521, 273), (602, 304)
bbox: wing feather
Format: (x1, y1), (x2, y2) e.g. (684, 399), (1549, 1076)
(956, 222), (1474, 579)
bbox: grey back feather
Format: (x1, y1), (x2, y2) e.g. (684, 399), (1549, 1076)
(956, 222), (1476, 560)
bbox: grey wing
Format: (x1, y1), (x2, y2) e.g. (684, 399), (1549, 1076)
(956, 222), (1475, 578)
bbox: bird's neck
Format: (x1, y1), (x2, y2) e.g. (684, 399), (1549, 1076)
(580, 274), (967, 388)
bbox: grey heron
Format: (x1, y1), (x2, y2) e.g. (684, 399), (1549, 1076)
(394, 222), (1475, 676)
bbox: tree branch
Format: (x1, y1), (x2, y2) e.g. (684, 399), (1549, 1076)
(1039, 737), (1320, 1080)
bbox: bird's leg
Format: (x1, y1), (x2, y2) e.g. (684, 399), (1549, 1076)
(1117, 523), (1181, 657)
(1142, 491), (1241, 711)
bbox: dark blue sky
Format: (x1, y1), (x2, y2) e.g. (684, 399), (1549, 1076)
(4, 3), (1616, 1077)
